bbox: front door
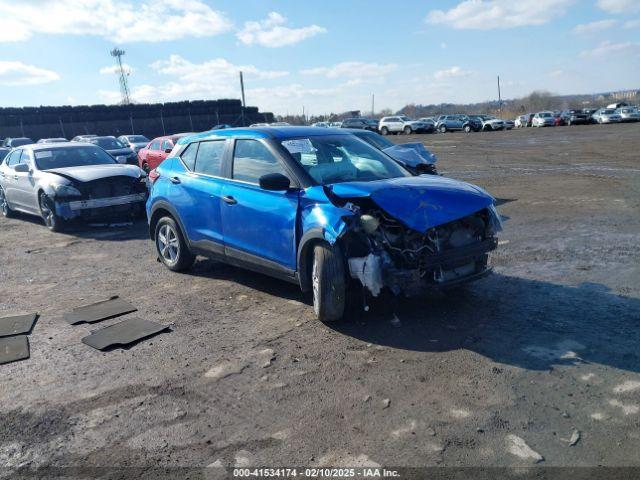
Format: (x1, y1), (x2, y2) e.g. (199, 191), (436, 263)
(221, 139), (298, 273)
(13, 149), (38, 212)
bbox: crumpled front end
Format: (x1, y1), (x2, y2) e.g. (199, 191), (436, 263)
(309, 176), (502, 297)
(53, 175), (148, 221)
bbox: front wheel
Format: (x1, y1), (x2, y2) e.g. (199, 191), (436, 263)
(403, 126), (412, 135)
(155, 216), (195, 272)
(39, 192), (64, 232)
(463, 125), (472, 133)
(0, 186), (16, 218)
(141, 162), (150, 174)
(439, 125), (447, 133)
(312, 243), (346, 322)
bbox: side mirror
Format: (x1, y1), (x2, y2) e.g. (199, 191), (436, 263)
(164, 148), (172, 154)
(259, 173), (290, 191)
(14, 163), (30, 173)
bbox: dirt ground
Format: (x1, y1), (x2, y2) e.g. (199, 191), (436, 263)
(1, 123), (639, 476)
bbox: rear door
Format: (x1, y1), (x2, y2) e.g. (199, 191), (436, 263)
(220, 138), (298, 273)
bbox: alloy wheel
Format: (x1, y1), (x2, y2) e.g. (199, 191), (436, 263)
(157, 223), (180, 264)
(39, 194), (56, 229)
(312, 258), (320, 316)
(0, 187), (8, 216)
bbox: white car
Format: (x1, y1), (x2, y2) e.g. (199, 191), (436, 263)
(473, 115), (506, 131)
(311, 122), (330, 128)
(532, 111), (556, 127)
(615, 107), (640, 122)
(514, 115), (528, 128)
(592, 108), (622, 124)
(378, 116), (433, 135)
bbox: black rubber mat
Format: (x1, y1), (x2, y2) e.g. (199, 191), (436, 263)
(0, 313), (38, 337)
(64, 296), (137, 325)
(81, 317), (169, 350)
(0, 336), (29, 365)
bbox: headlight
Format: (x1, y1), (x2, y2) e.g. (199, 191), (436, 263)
(487, 204), (503, 235)
(52, 184), (82, 197)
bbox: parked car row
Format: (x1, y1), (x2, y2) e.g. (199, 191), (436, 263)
(515, 106), (640, 128)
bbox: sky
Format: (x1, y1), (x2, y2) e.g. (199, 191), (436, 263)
(0, 0), (638, 116)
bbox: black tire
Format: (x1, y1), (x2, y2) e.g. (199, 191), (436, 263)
(439, 125), (447, 133)
(155, 216), (195, 272)
(141, 162), (150, 174)
(39, 192), (65, 232)
(380, 127), (389, 136)
(312, 243), (346, 322)
(463, 124), (472, 133)
(403, 126), (412, 135)
(0, 186), (16, 218)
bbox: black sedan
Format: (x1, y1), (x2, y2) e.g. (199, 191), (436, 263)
(88, 136), (138, 165)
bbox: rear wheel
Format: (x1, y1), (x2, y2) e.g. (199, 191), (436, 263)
(39, 192), (64, 232)
(0, 186), (16, 218)
(380, 127), (389, 136)
(155, 216), (195, 272)
(463, 124), (472, 133)
(312, 243), (346, 322)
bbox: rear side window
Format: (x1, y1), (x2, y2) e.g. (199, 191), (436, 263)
(233, 139), (285, 184)
(180, 143), (198, 171)
(194, 140), (225, 177)
(162, 140), (172, 151)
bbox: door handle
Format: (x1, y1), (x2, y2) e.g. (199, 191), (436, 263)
(222, 195), (237, 205)
(13, 175), (19, 180)
(170, 176), (181, 184)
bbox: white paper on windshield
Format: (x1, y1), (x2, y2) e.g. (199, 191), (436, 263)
(35, 151), (53, 159)
(282, 139), (315, 154)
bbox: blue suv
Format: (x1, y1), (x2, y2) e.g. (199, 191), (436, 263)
(147, 127), (502, 322)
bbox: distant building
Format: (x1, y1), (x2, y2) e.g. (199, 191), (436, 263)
(610, 90), (639, 101)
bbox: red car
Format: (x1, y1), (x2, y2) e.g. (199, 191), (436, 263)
(138, 133), (193, 173)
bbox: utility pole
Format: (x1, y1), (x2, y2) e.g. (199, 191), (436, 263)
(239, 71), (246, 126)
(371, 93), (375, 117)
(302, 105), (305, 124)
(497, 75), (502, 114)
(110, 48), (131, 105)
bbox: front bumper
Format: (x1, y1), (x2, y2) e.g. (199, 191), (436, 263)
(56, 193), (147, 219)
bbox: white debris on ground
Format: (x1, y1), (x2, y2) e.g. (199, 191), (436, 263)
(506, 435), (544, 463)
(613, 380), (640, 393)
(608, 399), (640, 415)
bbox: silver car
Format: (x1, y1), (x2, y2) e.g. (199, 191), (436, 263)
(592, 108), (622, 124)
(118, 134), (151, 153)
(615, 107), (640, 122)
(0, 143), (148, 231)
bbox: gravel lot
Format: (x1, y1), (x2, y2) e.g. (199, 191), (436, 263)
(1, 123), (639, 475)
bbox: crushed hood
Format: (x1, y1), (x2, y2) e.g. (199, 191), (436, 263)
(46, 164), (142, 183)
(328, 175), (494, 232)
(382, 143), (436, 168)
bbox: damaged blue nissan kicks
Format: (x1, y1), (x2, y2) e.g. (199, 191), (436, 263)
(146, 127), (502, 322)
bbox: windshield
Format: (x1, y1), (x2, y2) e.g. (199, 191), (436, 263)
(11, 138), (33, 147)
(280, 135), (409, 185)
(34, 146), (117, 170)
(127, 135), (149, 143)
(357, 132), (394, 150)
(91, 137), (125, 149)
(602, 109), (615, 114)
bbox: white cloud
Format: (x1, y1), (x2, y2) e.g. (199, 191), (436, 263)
(236, 11), (326, 47)
(623, 19), (640, 28)
(572, 19), (617, 34)
(426, 0), (574, 30)
(0, 0), (232, 43)
(0, 61), (59, 86)
(580, 40), (640, 57)
(597, 0), (640, 14)
(433, 66), (474, 79)
(99, 64), (133, 75)
(99, 55), (288, 104)
(300, 61), (398, 79)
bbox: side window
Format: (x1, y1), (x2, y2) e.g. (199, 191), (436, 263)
(233, 139), (285, 184)
(162, 140), (172, 151)
(150, 140), (161, 151)
(194, 140), (225, 177)
(179, 142), (198, 171)
(5, 150), (19, 167)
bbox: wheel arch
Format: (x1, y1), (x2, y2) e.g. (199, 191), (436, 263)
(148, 200), (189, 243)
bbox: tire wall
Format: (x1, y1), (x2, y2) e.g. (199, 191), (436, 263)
(0, 100), (274, 141)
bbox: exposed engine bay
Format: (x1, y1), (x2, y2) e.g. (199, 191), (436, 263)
(342, 202), (501, 297)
